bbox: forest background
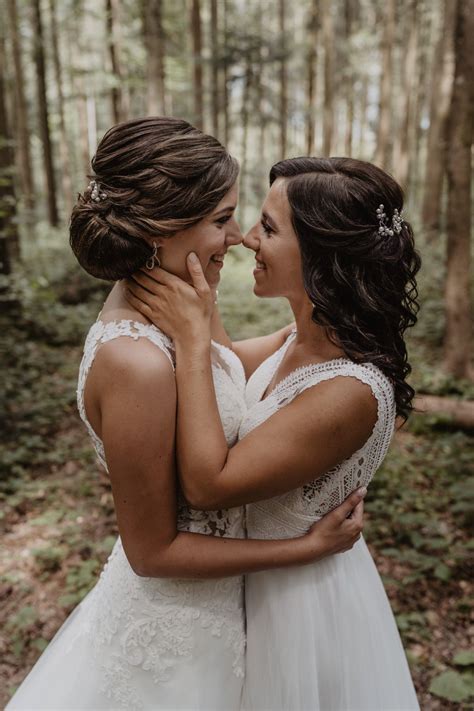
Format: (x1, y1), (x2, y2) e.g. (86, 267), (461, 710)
(0, 0), (473, 707)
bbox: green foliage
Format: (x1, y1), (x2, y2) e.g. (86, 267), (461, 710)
(58, 559), (101, 609)
(429, 670), (474, 703)
(32, 545), (66, 573)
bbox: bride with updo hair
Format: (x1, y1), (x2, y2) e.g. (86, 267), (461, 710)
(7, 117), (364, 710)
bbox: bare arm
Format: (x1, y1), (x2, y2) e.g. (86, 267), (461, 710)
(124, 262), (377, 512)
(173, 338), (376, 509)
(89, 338), (364, 579)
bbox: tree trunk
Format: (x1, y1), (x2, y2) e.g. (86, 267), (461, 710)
(358, 73), (369, 157)
(305, 0), (318, 155)
(7, 0), (35, 213)
(392, 0), (418, 190)
(106, 0), (123, 124)
(415, 395), (474, 431)
(222, 0), (229, 145)
(143, 0), (167, 116)
(443, 0), (473, 379)
(0, 30), (20, 278)
(49, 0), (73, 215)
(191, 0), (204, 130)
(422, 0), (457, 235)
(210, 0), (219, 138)
(322, 0), (334, 156)
(410, 0), (432, 201)
(278, 0), (287, 158)
(343, 0), (356, 157)
(32, 0), (58, 226)
(374, 0), (395, 168)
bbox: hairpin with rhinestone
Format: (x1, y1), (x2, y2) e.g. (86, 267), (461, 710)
(88, 179), (107, 203)
(376, 204), (403, 237)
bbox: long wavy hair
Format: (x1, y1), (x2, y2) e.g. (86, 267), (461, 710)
(270, 157), (421, 421)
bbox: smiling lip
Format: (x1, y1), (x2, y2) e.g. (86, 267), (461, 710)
(254, 257), (266, 271)
(210, 253), (226, 267)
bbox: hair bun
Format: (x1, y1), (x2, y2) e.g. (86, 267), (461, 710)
(69, 197), (151, 281)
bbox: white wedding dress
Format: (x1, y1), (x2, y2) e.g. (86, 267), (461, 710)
(241, 331), (420, 711)
(7, 319), (248, 711)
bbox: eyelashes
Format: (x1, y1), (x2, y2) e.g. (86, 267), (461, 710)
(260, 219), (272, 235)
(215, 214), (232, 225)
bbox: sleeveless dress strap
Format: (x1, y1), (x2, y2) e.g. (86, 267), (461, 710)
(77, 319), (175, 470)
(274, 359), (396, 471)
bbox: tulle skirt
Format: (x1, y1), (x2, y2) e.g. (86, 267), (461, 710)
(243, 536), (419, 711)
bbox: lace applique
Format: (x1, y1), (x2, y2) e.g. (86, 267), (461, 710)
(75, 318), (247, 707)
(86, 539), (245, 709)
(242, 336), (396, 537)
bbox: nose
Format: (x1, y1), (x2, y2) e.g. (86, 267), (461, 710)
(243, 223), (260, 252)
(225, 216), (243, 247)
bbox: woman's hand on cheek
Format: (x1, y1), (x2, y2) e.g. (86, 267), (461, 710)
(124, 254), (214, 345)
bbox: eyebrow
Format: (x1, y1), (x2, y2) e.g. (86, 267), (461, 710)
(213, 205), (236, 216)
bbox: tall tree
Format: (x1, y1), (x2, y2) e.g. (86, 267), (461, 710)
(210, 0), (219, 138)
(322, 0), (334, 155)
(32, 0), (58, 226)
(49, 0), (73, 215)
(305, 0), (318, 155)
(7, 0), (35, 212)
(0, 29), (20, 278)
(222, 0), (230, 145)
(374, 0), (395, 168)
(278, 0), (288, 158)
(392, 0), (418, 189)
(191, 0), (204, 129)
(106, 0), (124, 124)
(422, 0), (457, 234)
(343, 0), (356, 156)
(443, 0), (473, 378)
(410, 0), (432, 199)
(143, 0), (167, 116)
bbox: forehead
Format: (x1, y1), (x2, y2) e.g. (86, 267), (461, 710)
(262, 178), (291, 224)
(213, 181), (239, 211)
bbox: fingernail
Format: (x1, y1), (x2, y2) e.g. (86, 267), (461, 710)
(188, 252), (198, 263)
(357, 487), (367, 497)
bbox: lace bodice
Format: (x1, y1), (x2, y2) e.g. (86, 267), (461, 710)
(240, 331), (396, 539)
(77, 318), (247, 539)
(74, 318), (247, 707)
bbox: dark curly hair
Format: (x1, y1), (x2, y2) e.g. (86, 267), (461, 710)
(70, 116), (239, 281)
(269, 157), (421, 421)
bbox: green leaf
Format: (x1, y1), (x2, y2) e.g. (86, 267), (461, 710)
(429, 670), (473, 702)
(453, 650), (474, 667)
(434, 563), (452, 581)
(32, 637), (49, 653)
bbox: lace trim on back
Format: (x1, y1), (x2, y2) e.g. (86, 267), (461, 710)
(77, 319), (175, 470)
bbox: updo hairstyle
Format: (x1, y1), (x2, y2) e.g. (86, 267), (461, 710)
(70, 117), (239, 280)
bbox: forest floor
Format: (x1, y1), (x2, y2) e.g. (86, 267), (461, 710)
(1, 248), (473, 709)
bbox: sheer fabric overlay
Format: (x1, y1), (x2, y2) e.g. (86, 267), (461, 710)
(241, 332), (420, 710)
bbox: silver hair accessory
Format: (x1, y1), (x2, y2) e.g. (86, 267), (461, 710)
(88, 179), (107, 203)
(376, 204), (403, 237)
(146, 241), (161, 270)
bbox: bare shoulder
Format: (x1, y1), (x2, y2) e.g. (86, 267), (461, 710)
(91, 335), (176, 396)
(279, 373), (379, 453)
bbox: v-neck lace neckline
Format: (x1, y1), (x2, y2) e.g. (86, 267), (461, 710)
(259, 332), (349, 404)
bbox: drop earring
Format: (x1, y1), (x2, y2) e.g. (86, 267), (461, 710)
(146, 241), (161, 270)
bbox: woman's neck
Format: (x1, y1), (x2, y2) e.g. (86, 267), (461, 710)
(288, 293), (345, 360)
(100, 281), (151, 325)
